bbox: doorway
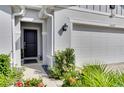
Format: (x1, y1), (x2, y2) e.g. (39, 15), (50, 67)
(24, 29), (38, 57)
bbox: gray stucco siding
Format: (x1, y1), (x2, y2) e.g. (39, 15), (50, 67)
(54, 8), (124, 66)
(54, 8), (124, 50)
(0, 6), (12, 55)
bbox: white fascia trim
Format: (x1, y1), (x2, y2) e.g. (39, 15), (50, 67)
(69, 6), (111, 16)
(25, 5), (42, 10)
(69, 6), (124, 19)
(70, 19), (124, 29)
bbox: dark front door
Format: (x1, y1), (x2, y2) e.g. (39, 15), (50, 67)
(24, 29), (37, 57)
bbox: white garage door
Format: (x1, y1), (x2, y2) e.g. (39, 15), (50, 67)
(72, 23), (124, 66)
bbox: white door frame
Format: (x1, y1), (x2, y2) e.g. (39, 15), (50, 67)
(20, 20), (47, 65)
(21, 27), (41, 60)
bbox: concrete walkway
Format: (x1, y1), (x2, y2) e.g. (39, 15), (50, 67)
(22, 63), (63, 87)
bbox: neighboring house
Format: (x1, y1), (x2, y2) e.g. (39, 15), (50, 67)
(1, 5), (124, 67)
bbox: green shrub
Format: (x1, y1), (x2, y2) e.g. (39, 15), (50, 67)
(0, 74), (11, 87)
(63, 48), (75, 65)
(0, 67), (24, 87)
(48, 67), (62, 79)
(62, 64), (124, 87)
(48, 48), (75, 79)
(0, 54), (11, 76)
(0, 54), (24, 87)
(15, 78), (46, 87)
(23, 78), (43, 87)
(62, 69), (83, 87)
(9, 67), (24, 82)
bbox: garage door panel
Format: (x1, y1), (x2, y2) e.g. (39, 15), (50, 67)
(75, 48), (91, 57)
(119, 47), (124, 55)
(72, 41), (91, 48)
(108, 38), (124, 47)
(72, 24), (124, 66)
(90, 37), (108, 48)
(72, 32), (91, 48)
(72, 31), (91, 38)
(107, 47), (118, 57)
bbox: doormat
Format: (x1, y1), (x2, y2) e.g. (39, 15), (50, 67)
(24, 59), (38, 64)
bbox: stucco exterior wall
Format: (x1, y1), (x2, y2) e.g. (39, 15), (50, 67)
(54, 10), (71, 50)
(14, 17), (21, 67)
(0, 5), (12, 56)
(54, 8), (124, 50)
(54, 8), (124, 66)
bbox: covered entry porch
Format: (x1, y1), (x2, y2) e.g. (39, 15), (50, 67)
(21, 22), (43, 65)
(12, 5), (54, 68)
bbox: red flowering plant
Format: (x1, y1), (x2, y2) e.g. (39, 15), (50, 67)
(15, 80), (23, 87)
(15, 78), (46, 87)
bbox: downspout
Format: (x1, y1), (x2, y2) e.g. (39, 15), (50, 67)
(39, 7), (54, 68)
(11, 6), (25, 67)
(44, 10), (54, 68)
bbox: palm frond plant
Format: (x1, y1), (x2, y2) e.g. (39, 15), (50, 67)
(62, 64), (124, 87)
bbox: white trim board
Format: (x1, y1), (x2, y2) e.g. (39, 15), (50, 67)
(70, 19), (124, 29)
(21, 27), (41, 60)
(21, 18), (44, 23)
(20, 21), (47, 65)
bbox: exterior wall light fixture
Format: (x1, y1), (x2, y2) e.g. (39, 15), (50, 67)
(109, 5), (115, 17)
(109, 5), (115, 9)
(62, 23), (68, 31)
